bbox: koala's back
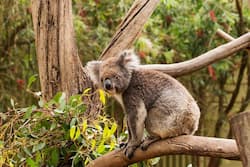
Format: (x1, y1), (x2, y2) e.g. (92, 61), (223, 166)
(123, 69), (200, 138)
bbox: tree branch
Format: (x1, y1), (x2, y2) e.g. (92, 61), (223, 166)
(215, 29), (250, 115)
(87, 135), (239, 167)
(140, 32), (250, 77)
(216, 29), (235, 41)
(99, 0), (160, 60)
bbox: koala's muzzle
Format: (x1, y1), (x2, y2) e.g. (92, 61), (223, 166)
(103, 78), (112, 91)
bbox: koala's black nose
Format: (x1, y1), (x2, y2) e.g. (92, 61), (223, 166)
(104, 78), (112, 90)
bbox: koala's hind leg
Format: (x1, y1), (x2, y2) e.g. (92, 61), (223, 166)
(124, 100), (147, 159)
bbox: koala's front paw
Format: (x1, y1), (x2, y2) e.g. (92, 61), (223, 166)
(124, 145), (137, 159)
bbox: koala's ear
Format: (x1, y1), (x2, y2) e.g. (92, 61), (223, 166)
(118, 50), (140, 68)
(86, 61), (101, 85)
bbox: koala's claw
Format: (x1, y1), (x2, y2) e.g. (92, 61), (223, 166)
(124, 146), (137, 159)
(119, 142), (127, 149)
(140, 142), (149, 151)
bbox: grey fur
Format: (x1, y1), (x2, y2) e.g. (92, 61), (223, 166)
(86, 50), (200, 159)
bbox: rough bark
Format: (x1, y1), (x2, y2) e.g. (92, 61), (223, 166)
(230, 112), (250, 167)
(31, 0), (101, 115)
(87, 135), (239, 167)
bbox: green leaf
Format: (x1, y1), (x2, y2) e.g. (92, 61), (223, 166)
(70, 126), (81, 141)
(23, 147), (32, 157)
(149, 157), (161, 165)
(164, 50), (175, 63)
(0, 112), (7, 121)
(54, 109), (64, 114)
(98, 89), (106, 105)
(0, 141), (4, 149)
(83, 88), (92, 94)
(26, 158), (38, 167)
(82, 120), (88, 133)
(70, 118), (77, 127)
(50, 122), (57, 130)
(102, 123), (110, 140)
(130, 163), (138, 167)
(70, 126), (76, 140)
(32, 143), (46, 153)
(38, 98), (44, 107)
(52, 92), (66, 105)
(24, 107), (33, 119)
(50, 148), (59, 166)
(109, 139), (116, 151)
(10, 98), (15, 108)
(97, 140), (105, 154)
(84, 157), (90, 166)
(110, 122), (117, 135)
(35, 152), (42, 164)
(91, 140), (96, 150)
(9, 162), (14, 167)
(74, 127), (81, 140)
(27, 74), (38, 89)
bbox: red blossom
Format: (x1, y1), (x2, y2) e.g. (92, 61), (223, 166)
(79, 9), (87, 18)
(16, 79), (25, 90)
(209, 10), (217, 22)
(208, 65), (217, 80)
(138, 51), (146, 59)
(165, 15), (173, 25)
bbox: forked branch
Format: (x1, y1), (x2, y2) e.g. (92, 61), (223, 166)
(87, 135), (239, 167)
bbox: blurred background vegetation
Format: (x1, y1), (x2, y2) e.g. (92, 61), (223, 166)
(0, 0), (250, 166)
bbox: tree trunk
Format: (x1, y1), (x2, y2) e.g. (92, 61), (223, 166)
(230, 111), (250, 167)
(31, 0), (101, 115)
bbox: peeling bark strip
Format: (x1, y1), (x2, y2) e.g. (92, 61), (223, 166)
(100, 0), (160, 60)
(87, 135), (239, 167)
(230, 112), (250, 167)
(140, 32), (250, 77)
(31, 0), (89, 100)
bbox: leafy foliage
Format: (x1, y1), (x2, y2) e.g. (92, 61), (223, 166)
(0, 91), (118, 166)
(0, 0), (250, 166)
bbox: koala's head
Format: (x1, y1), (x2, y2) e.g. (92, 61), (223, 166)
(86, 50), (140, 94)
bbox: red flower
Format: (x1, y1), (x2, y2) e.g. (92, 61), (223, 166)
(16, 79), (25, 90)
(138, 51), (146, 59)
(208, 65), (217, 80)
(165, 15), (173, 25)
(209, 10), (217, 22)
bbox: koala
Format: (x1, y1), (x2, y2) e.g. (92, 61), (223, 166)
(86, 50), (200, 159)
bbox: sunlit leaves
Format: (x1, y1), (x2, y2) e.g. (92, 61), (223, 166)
(70, 126), (81, 141)
(26, 158), (38, 167)
(98, 89), (106, 105)
(27, 74), (38, 89)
